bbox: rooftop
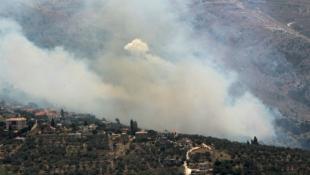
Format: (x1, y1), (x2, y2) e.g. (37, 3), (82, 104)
(6, 117), (27, 121)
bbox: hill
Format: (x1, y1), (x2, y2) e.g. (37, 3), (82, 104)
(189, 0), (310, 149)
(0, 102), (309, 174)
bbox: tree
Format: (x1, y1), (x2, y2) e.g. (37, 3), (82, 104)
(83, 121), (88, 126)
(71, 123), (77, 132)
(251, 136), (259, 145)
(92, 129), (98, 135)
(51, 118), (56, 128)
(8, 125), (14, 138)
(130, 120), (134, 135)
(130, 119), (138, 135)
(60, 109), (65, 118)
(115, 118), (120, 124)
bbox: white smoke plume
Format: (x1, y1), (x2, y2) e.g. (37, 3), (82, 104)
(0, 19), (127, 112)
(124, 39), (149, 55)
(0, 0), (277, 141)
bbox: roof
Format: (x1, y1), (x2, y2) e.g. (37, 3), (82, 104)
(34, 109), (57, 116)
(6, 117), (27, 121)
(135, 131), (147, 134)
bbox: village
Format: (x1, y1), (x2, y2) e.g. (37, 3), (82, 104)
(0, 101), (309, 175)
(0, 101), (217, 175)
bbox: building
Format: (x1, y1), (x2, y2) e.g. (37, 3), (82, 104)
(104, 121), (121, 132)
(6, 117), (27, 130)
(135, 131), (148, 141)
(34, 109), (58, 120)
(111, 133), (121, 142)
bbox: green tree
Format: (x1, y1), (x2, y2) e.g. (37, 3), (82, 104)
(51, 118), (56, 127)
(251, 136), (258, 145)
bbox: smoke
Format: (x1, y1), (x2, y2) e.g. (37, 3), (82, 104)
(0, 0), (278, 141)
(124, 39), (149, 55)
(0, 19), (127, 112)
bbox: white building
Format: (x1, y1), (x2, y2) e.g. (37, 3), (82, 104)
(6, 117), (27, 130)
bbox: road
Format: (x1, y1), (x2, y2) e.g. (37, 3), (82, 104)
(183, 143), (212, 175)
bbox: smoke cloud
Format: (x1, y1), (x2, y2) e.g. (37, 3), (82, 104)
(0, 0), (277, 141)
(124, 39), (149, 55)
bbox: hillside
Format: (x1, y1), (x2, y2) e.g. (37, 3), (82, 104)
(0, 0), (309, 157)
(0, 101), (309, 174)
(1, 120), (310, 175)
(189, 0), (310, 148)
(190, 0), (310, 121)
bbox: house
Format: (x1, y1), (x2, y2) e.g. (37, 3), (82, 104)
(135, 131), (148, 141)
(111, 133), (121, 142)
(6, 117), (27, 130)
(104, 121), (121, 132)
(34, 109), (58, 120)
